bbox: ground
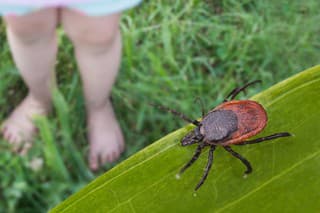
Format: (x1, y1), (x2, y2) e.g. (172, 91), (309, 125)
(0, 0), (319, 211)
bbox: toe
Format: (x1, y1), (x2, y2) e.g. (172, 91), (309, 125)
(106, 152), (113, 163)
(100, 152), (109, 165)
(112, 150), (120, 162)
(12, 139), (23, 153)
(119, 141), (125, 153)
(108, 152), (115, 163)
(89, 150), (99, 171)
(7, 128), (19, 144)
(5, 132), (14, 143)
(19, 143), (32, 156)
(108, 149), (120, 163)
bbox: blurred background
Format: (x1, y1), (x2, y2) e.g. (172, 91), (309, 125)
(0, 0), (319, 212)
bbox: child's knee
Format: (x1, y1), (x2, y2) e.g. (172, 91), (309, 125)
(4, 8), (57, 44)
(62, 9), (121, 51)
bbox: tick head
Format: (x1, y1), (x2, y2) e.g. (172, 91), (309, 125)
(181, 126), (203, 146)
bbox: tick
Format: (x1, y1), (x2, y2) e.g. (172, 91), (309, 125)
(155, 80), (291, 190)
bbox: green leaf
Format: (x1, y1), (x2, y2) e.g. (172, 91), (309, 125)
(51, 65), (320, 213)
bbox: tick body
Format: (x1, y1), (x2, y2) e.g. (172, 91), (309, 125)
(155, 80), (291, 190)
(203, 100), (267, 146)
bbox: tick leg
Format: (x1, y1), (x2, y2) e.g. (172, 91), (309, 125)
(180, 143), (206, 174)
(223, 146), (252, 175)
(235, 132), (291, 146)
(195, 145), (216, 191)
(150, 103), (200, 126)
(224, 80), (261, 102)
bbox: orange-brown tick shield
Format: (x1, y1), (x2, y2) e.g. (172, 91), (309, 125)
(214, 100), (268, 146)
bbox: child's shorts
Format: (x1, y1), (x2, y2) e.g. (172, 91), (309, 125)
(0, 0), (142, 16)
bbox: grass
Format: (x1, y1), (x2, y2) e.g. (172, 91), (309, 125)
(0, 0), (319, 212)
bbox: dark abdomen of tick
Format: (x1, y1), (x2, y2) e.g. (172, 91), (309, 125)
(203, 100), (268, 145)
(200, 110), (238, 142)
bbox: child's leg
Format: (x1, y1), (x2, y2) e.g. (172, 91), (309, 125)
(61, 9), (124, 171)
(2, 8), (57, 154)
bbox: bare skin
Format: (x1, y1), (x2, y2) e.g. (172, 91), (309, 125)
(2, 8), (125, 170)
(87, 100), (125, 170)
(2, 9), (56, 154)
(1, 94), (49, 155)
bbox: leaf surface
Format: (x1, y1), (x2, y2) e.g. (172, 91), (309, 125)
(51, 65), (320, 213)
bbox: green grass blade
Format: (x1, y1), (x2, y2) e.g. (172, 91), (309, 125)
(52, 89), (93, 180)
(35, 116), (70, 181)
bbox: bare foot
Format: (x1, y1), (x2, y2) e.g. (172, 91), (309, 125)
(1, 94), (50, 155)
(88, 101), (125, 171)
